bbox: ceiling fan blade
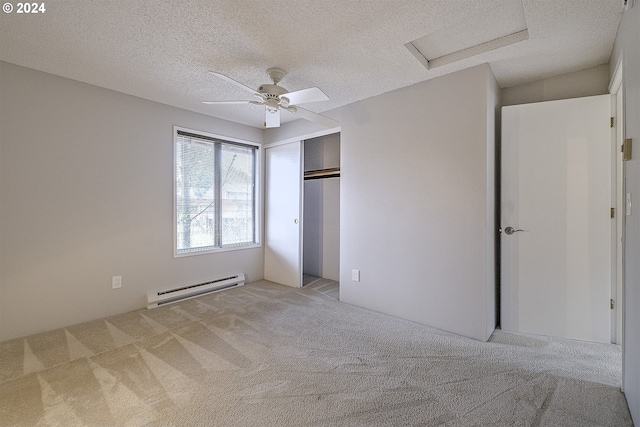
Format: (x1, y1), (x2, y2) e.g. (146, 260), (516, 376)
(264, 107), (281, 128)
(281, 87), (329, 106)
(202, 100), (252, 105)
(291, 107), (339, 129)
(209, 71), (258, 96)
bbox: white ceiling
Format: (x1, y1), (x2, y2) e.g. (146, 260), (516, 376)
(0, 0), (623, 129)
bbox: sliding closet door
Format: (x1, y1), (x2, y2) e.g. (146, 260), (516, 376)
(264, 142), (303, 288)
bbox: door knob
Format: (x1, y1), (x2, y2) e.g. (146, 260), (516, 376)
(504, 226), (526, 235)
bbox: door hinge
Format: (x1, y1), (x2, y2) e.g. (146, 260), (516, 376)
(622, 138), (633, 161)
(610, 299), (614, 310)
(611, 207), (615, 218)
(611, 117), (615, 128)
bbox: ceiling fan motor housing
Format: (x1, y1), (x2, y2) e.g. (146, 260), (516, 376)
(258, 83), (288, 97)
(258, 83), (288, 108)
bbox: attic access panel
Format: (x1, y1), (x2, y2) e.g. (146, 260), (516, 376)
(406, 0), (528, 70)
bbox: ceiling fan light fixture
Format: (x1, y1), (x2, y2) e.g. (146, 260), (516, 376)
(264, 105), (280, 128)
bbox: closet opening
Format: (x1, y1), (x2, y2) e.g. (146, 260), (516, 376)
(302, 133), (340, 300)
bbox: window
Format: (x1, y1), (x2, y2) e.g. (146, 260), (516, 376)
(174, 128), (259, 256)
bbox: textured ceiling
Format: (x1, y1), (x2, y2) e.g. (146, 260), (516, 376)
(0, 0), (623, 129)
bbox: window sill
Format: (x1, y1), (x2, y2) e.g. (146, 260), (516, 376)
(174, 243), (262, 258)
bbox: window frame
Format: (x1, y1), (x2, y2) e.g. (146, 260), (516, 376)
(173, 126), (261, 258)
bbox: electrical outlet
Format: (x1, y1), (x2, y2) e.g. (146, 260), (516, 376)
(352, 269), (360, 282)
(112, 276), (122, 289)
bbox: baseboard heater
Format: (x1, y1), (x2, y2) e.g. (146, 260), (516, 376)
(147, 273), (245, 309)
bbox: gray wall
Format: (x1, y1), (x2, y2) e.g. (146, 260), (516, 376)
(0, 62), (265, 341)
(303, 179), (340, 280)
(611, 4), (640, 423)
(502, 64), (610, 106)
(304, 133), (340, 171)
(339, 64), (498, 342)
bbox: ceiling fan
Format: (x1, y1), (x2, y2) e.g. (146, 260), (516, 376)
(203, 68), (339, 129)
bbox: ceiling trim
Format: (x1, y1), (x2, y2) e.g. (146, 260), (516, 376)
(406, 29), (530, 71)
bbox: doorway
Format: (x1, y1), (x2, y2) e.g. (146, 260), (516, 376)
(302, 134), (340, 297)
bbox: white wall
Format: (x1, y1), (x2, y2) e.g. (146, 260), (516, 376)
(264, 119), (340, 146)
(610, 5), (640, 423)
(339, 64), (498, 342)
(502, 64), (610, 106)
(0, 62), (265, 341)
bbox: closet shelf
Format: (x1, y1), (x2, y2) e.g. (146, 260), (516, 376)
(304, 167), (340, 180)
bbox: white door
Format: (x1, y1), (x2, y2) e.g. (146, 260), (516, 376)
(501, 95), (612, 343)
(264, 142), (302, 288)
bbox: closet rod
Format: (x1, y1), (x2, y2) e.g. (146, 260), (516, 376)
(304, 167), (340, 180)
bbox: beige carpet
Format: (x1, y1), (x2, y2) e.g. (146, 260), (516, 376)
(0, 279), (633, 426)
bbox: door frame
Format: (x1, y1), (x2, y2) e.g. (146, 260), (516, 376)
(263, 127), (341, 288)
(609, 54), (626, 390)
